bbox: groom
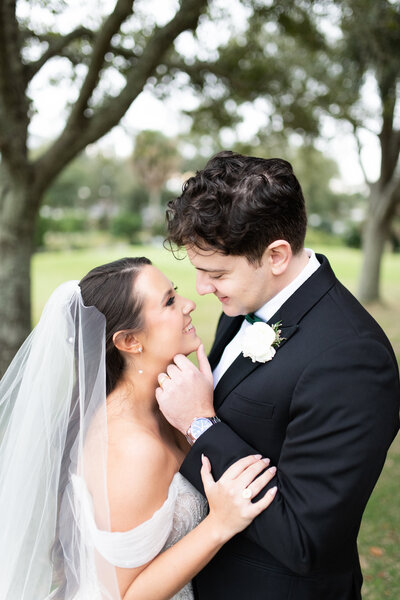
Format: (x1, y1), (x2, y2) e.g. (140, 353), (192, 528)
(156, 151), (400, 600)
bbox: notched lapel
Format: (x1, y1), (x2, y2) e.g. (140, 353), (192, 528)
(275, 324), (298, 347)
(208, 315), (243, 371)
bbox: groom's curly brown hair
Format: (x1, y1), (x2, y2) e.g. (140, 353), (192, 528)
(166, 150), (307, 264)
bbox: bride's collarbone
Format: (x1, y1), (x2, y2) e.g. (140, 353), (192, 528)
(107, 413), (185, 472)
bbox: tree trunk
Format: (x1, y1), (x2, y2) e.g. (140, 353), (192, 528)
(358, 188), (390, 303)
(0, 179), (37, 377)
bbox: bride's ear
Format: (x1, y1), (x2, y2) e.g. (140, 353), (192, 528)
(112, 331), (142, 354)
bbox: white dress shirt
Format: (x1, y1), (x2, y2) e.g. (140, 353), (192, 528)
(212, 249), (321, 388)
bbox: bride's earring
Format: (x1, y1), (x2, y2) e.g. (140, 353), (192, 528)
(138, 346), (143, 374)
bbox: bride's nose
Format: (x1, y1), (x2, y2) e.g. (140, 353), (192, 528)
(182, 298), (196, 314)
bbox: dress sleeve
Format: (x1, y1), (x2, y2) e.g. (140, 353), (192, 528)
(71, 473), (178, 568)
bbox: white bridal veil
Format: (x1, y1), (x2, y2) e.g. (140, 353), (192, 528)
(0, 281), (120, 599)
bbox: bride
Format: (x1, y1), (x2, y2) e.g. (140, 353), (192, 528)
(0, 257), (277, 600)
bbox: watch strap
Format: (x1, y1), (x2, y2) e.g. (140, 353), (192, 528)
(185, 416), (221, 445)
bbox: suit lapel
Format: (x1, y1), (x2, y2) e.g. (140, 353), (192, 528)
(213, 254), (337, 410)
(213, 323), (299, 410)
(214, 353), (261, 410)
(208, 315), (243, 371)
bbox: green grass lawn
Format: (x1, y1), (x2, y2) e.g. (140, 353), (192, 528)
(32, 244), (400, 599)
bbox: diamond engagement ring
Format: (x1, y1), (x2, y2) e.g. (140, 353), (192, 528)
(241, 488), (252, 499)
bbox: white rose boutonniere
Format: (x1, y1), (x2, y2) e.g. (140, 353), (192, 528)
(241, 321), (284, 364)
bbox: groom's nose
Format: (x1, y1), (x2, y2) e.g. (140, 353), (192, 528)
(196, 272), (216, 295)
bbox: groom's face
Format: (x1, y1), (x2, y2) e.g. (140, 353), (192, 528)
(186, 246), (274, 317)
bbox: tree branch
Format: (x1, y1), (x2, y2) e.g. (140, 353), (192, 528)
(81, 0), (209, 133)
(374, 170), (400, 224)
(352, 122), (372, 187)
(165, 56), (224, 84)
(33, 0), (209, 195)
(108, 43), (138, 61)
(23, 25), (138, 77)
(377, 75), (399, 186)
(394, 129), (400, 165)
(24, 27), (95, 82)
(67, 0), (136, 126)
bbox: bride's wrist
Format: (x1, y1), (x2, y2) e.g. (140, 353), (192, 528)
(203, 513), (232, 546)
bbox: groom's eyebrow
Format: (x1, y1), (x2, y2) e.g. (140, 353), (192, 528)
(195, 267), (228, 273)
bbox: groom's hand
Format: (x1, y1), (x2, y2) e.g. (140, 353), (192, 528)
(156, 344), (215, 434)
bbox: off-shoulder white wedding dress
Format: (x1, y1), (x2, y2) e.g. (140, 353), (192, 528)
(72, 472), (208, 600)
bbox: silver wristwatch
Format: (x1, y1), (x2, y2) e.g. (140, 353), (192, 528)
(185, 416), (221, 445)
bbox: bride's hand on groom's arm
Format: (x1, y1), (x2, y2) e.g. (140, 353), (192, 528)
(201, 453), (278, 542)
(121, 453), (277, 600)
(156, 344), (214, 434)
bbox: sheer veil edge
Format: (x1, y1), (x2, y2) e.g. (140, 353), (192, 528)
(0, 281), (119, 599)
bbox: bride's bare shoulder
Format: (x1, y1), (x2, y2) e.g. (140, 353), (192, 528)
(107, 421), (176, 532)
(108, 421), (170, 475)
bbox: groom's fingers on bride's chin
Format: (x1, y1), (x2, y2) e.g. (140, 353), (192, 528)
(197, 343), (213, 380)
(173, 353), (194, 371)
(166, 364), (180, 379)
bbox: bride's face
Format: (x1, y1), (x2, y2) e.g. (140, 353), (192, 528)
(134, 265), (201, 366)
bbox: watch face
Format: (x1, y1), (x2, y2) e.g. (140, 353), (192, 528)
(190, 417), (213, 439)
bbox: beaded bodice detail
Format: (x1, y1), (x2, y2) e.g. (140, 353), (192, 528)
(160, 473), (208, 598)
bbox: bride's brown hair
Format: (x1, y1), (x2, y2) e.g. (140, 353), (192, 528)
(79, 256), (151, 395)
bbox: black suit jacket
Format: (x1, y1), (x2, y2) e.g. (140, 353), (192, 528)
(180, 254), (400, 600)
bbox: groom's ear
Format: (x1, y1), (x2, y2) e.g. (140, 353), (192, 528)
(265, 240), (292, 275)
(113, 331), (142, 354)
